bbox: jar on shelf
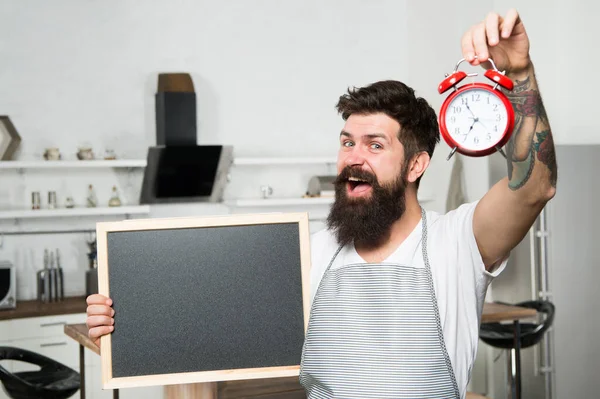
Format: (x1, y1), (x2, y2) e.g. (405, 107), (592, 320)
(86, 184), (97, 208)
(108, 185), (122, 207)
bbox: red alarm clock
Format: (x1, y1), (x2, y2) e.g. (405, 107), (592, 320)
(438, 57), (515, 160)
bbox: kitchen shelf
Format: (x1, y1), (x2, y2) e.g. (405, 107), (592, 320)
(233, 157), (337, 166)
(1, 158), (334, 168)
(227, 197), (335, 207)
(227, 196), (434, 207)
(0, 205), (150, 220)
(0, 159), (147, 169)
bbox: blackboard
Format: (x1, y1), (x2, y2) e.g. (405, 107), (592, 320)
(96, 212), (311, 389)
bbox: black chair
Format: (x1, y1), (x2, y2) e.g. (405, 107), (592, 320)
(479, 300), (555, 399)
(480, 300), (555, 349)
(0, 346), (80, 399)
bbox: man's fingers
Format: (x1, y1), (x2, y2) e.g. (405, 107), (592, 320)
(86, 294), (105, 305)
(88, 325), (114, 340)
(472, 22), (488, 64)
(485, 12), (501, 46)
(461, 29), (476, 62)
(86, 315), (114, 329)
(87, 304), (115, 317)
(500, 8), (520, 38)
(86, 294), (112, 306)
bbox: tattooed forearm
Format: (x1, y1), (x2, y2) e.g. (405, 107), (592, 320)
(533, 130), (557, 185)
(507, 145), (535, 190)
(508, 76), (549, 125)
(503, 68), (557, 191)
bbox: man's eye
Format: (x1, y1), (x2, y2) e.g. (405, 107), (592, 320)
(371, 143), (383, 150)
(343, 141), (354, 147)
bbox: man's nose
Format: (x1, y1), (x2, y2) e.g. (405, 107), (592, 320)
(343, 147), (367, 167)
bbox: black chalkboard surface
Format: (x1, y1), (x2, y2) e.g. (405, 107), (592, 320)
(96, 212), (311, 389)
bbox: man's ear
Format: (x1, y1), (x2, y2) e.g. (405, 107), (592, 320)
(406, 151), (431, 184)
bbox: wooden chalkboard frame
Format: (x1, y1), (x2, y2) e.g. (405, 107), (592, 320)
(96, 212), (312, 389)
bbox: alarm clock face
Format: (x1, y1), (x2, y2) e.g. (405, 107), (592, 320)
(442, 87), (510, 152)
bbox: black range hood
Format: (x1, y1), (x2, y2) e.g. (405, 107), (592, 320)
(140, 73), (233, 205)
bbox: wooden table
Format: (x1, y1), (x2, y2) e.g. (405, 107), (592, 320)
(480, 302), (537, 399)
(482, 302), (537, 323)
(0, 296), (87, 321)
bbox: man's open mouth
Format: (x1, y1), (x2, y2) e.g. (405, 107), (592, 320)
(347, 176), (373, 194)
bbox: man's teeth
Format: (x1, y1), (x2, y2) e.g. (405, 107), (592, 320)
(348, 177), (365, 182)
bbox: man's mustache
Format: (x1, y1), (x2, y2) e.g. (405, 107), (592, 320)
(334, 166), (377, 186)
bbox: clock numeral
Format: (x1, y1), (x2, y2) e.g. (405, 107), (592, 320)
(493, 104), (498, 111)
(486, 133), (492, 141)
(496, 114), (502, 122)
(452, 106), (462, 114)
(454, 127), (460, 134)
(474, 136), (479, 144)
(450, 116), (456, 123)
(461, 97), (468, 105)
(494, 125), (498, 132)
(471, 93), (481, 102)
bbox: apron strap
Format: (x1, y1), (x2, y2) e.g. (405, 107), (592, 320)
(324, 244), (343, 274)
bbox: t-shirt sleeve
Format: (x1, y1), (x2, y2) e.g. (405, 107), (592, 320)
(450, 200), (508, 282)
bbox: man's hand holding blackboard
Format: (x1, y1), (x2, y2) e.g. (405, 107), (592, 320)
(86, 293), (115, 348)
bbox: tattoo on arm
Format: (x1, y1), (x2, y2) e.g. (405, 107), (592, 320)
(503, 72), (557, 191)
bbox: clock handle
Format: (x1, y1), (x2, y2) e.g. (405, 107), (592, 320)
(443, 56), (513, 91)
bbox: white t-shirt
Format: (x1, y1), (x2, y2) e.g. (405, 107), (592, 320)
(308, 201), (507, 398)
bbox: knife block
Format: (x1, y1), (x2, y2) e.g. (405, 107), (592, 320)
(37, 270), (50, 303)
(37, 268), (65, 302)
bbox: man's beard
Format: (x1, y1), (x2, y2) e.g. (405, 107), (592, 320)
(326, 165), (407, 249)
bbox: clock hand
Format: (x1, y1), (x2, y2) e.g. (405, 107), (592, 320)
(475, 117), (497, 139)
(476, 118), (491, 132)
(463, 120), (476, 142)
(464, 102), (477, 119)
(465, 103), (483, 136)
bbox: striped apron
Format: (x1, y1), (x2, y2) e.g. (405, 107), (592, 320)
(299, 209), (460, 398)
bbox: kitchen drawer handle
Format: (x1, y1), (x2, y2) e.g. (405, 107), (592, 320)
(40, 342), (67, 347)
(40, 322), (67, 327)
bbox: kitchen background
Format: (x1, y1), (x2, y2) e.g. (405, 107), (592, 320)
(0, 1), (597, 398)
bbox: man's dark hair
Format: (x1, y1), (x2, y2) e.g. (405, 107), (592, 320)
(335, 80), (440, 187)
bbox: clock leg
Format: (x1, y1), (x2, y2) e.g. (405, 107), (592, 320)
(496, 146), (507, 159)
(446, 147), (458, 161)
